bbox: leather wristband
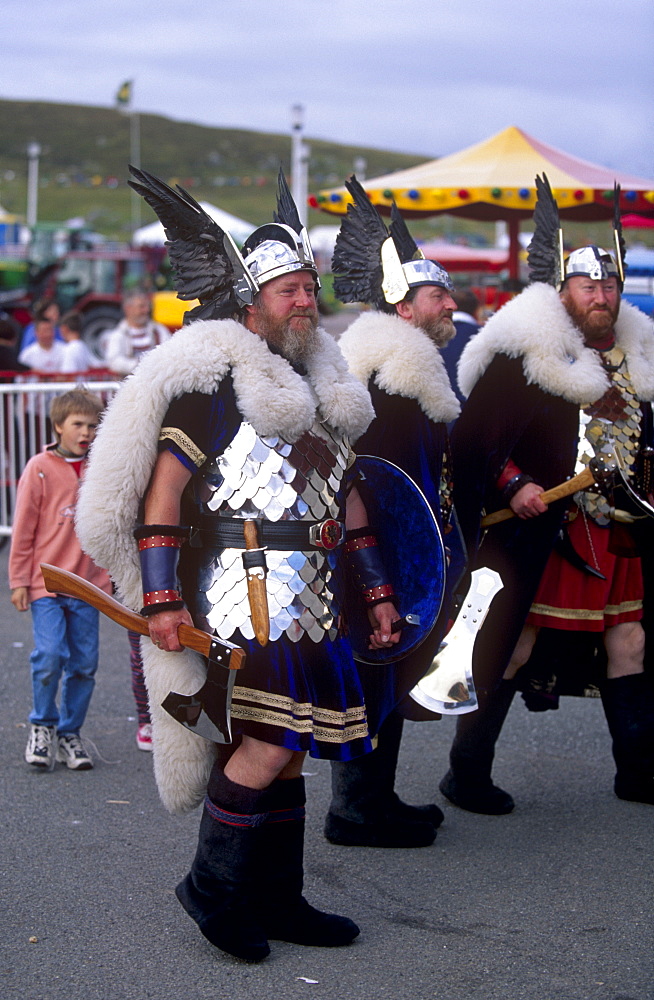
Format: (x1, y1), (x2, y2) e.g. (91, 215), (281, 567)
(134, 524), (187, 617)
(502, 473), (534, 503)
(344, 527), (396, 607)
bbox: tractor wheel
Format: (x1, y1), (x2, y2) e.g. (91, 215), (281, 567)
(81, 306), (122, 360)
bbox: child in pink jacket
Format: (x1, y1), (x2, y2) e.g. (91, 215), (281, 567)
(9, 388), (112, 770)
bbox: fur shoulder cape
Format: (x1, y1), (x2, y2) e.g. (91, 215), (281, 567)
(338, 311), (460, 423)
(76, 319), (373, 815)
(458, 283), (654, 405)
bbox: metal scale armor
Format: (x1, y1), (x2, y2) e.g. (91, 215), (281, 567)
(574, 346), (642, 525)
(189, 419), (352, 645)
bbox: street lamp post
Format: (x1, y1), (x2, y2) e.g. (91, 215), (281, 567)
(26, 142), (41, 229)
(290, 104), (309, 228)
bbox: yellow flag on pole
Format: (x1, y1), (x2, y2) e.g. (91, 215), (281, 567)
(116, 81), (132, 107)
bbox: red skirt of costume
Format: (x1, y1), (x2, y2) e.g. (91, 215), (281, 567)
(526, 512), (643, 632)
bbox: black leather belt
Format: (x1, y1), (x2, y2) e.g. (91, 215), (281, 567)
(188, 515), (345, 551)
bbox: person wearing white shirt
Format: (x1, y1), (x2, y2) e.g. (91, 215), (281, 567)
(59, 311), (101, 375)
(19, 318), (65, 373)
(103, 290), (170, 376)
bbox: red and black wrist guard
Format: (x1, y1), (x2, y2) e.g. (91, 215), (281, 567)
(134, 524), (188, 617)
(496, 459), (534, 503)
(344, 526), (396, 608)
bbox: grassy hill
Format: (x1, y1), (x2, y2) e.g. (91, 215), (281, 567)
(0, 99), (445, 239)
(1, 99), (644, 252)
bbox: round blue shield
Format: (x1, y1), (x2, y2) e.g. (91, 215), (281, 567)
(347, 455), (445, 664)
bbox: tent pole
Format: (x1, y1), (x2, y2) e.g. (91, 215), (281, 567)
(508, 216), (520, 281)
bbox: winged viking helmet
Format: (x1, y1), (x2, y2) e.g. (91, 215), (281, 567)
(331, 175), (453, 313)
(527, 173), (626, 290)
(127, 165), (318, 324)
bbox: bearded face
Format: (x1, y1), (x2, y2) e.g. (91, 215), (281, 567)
(414, 311), (457, 347)
(245, 272), (320, 364)
(560, 277), (620, 343)
(400, 284), (457, 347)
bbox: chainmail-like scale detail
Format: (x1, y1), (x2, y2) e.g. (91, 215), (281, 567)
(574, 347), (642, 525)
(191, 420), (351, 644)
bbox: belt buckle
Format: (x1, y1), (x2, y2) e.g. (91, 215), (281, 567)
(310, 518), (343, 550)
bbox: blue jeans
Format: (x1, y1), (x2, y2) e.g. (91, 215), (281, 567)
(29, 596), (100, 734)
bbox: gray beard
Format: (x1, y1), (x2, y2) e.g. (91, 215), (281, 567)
(272, 318), (320, 365)
(253, 310), (320, 365)
(420, 316), (457, 348)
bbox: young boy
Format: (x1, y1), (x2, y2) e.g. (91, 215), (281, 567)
(9, 388), (112, 770)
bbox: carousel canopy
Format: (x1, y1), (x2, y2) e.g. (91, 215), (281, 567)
(313, 126), (654, 222)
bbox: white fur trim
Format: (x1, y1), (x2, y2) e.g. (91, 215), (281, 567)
(338, 311), (460, 423)
(76, 318), (373, 814)
(458, 283), (654, 404)
(141, 641), (217, 815)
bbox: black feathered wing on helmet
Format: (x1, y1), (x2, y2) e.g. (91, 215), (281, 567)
(274, 167), (303, 234)
(128, 165), (256, 322)
(332, 175), (453, 310)
(527, 173), (564, 288)
(332, 175), (392, 312)
(389, 202), (421, 264)
(527, 173), (626, 289)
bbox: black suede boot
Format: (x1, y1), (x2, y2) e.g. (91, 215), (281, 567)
(439, 680), (516, 815)
(257, 777), (360, 946)
(175, 769), (271, 962)
(600, 673), (654, 805)
(325, 712), (441, 848)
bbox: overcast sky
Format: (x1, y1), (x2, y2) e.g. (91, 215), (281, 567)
(4, 0), (653, 178)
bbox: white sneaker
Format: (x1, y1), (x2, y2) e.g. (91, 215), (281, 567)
(25, 724), (55, 768)
(56, 733), (93, 770)
(136, 722), (153, 751)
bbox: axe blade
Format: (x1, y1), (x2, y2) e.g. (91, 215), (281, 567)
(409, 568), (503, 716)
(161, 640), (237, 743)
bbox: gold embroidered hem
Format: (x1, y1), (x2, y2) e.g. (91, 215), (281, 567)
(159, 426), (207, 467)
(529, 598), (642, 621)
(230, 684), (370, 746)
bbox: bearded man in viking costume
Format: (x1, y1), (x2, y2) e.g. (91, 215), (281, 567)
(76, 169), (401, 962)
(441, 176), (654, 815)
(321, 176), (463, 849)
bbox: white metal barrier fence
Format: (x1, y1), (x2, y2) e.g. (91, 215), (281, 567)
(0, 379), (119, 536)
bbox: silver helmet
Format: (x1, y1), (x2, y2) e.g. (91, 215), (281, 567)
(242, 221), (319, 288)
(401, 257), (454, 293)
(564, 245), (620, 283)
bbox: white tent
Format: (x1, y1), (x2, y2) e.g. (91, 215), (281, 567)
(133, 201), (254, 247)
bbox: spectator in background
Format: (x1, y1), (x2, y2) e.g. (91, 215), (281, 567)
(0, 316), (29, 376)
(60, 311), (101, 374)
(440, 289), (482, 406)
(20, 297), (64, 352)
(103, 290), (170, 376)
(18, 312), (65, 373)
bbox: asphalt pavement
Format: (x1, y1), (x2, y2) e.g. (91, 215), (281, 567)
(1, 542), (652, 1000)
